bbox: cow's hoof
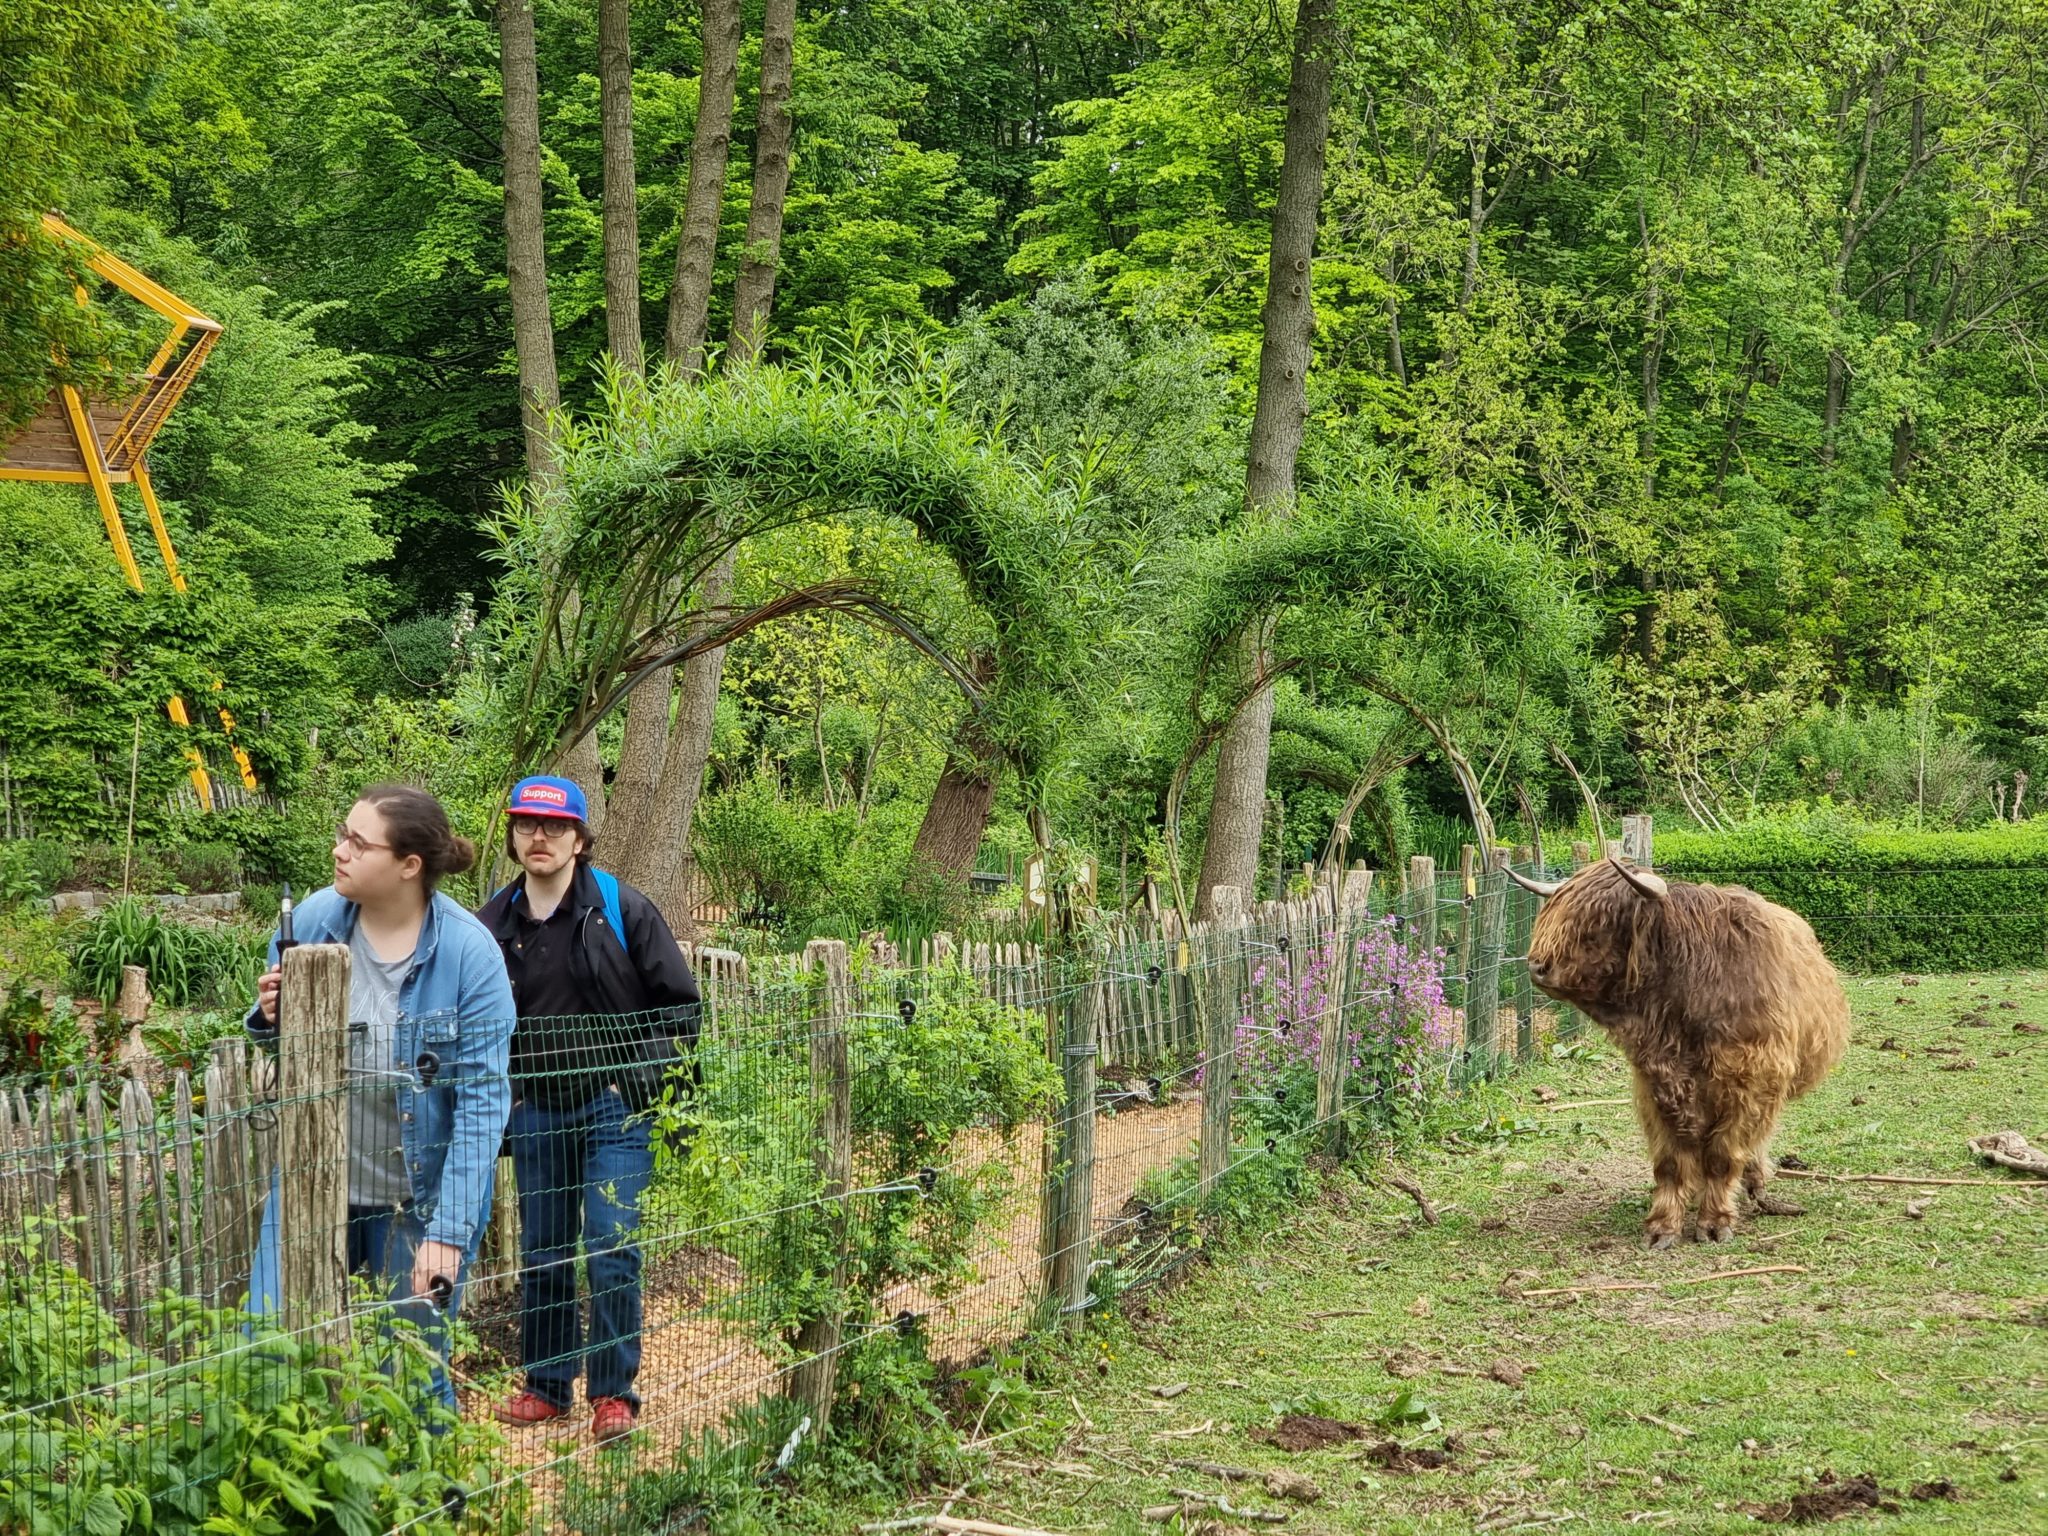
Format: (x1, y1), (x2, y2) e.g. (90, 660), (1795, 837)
(1644, 1230), (1678, 1251)
(1698, 1219), (1736, 1243)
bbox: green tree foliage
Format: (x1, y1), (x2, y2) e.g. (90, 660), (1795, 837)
(0, 0), (169, 429)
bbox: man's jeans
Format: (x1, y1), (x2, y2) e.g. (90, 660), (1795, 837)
(509, 1089), (653, 1410)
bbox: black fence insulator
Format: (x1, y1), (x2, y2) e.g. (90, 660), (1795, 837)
(1146, 963), (1163, 985)
(894, 1309), (918, 1338)
(917, 1165), (938, 1196)
(415, 1050), (440, 1086)
(898, 998), (916, 1022)
(1146, 1075), (1161, 1099)
(442, 1486), (468, 1522)
(1277, 1017), (1292, 1036)
(1272, 1087), (1288, 1106)
(1264, 1137), (1278, 1154)
(1277, 934), (1291, 953)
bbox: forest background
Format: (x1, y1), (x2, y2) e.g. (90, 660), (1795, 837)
(6, 0), (2048, 949)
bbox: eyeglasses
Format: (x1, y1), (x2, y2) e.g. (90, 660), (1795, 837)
(335, 823), (393, 856)
(510, 818), (577, 841)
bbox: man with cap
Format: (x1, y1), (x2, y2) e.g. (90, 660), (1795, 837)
(477, 775), (701, 1443)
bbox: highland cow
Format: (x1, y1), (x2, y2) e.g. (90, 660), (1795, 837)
(1508, 858), (1849, 1248)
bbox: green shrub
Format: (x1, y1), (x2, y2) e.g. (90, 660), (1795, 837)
(64, 842), (178, 894)
(1657, 817), (2048, 971)
(0, 1257), (520, 1536)
(166, 839), (243, 892)
(0, 839), (71, 904)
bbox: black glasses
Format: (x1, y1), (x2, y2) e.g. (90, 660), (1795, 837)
(510, 818), (577, 841)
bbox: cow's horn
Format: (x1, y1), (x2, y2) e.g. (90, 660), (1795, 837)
(1614, 859), (1669, 901)
(1503, 867), (1563, 898)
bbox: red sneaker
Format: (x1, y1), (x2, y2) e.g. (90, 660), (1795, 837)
(591, 1396), (637, 1444)
(494, 1390), (569, 1426)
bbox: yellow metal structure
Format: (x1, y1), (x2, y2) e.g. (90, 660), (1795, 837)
(0, 214), (258, 802)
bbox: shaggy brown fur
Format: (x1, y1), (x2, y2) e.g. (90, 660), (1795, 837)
(1525, 860), (1849, 1247)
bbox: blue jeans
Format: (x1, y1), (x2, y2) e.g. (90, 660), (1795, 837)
(349, 1201), (468, 1417)
(248, 1189), (480, 1418)
(509, 1089), (652, 1410)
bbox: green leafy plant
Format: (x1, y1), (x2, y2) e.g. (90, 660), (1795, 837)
(68, 901), (266, 1010)
(70, 898), (190, 1008)
(1376, 1385), (1442, 1434)
(560, 1395), (807, 1536)
(0, 1258), (523, 1536)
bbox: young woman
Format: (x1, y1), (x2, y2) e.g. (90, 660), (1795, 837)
(477, 775), (700, 1444)
(245, 784), (514, 1414)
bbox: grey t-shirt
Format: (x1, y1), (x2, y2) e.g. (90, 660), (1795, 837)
(347, 923), (414, 1209)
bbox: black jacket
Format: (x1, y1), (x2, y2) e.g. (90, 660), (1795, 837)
(477, 862), (702, 1112)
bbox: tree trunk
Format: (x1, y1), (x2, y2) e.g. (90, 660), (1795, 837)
(727, 0), (797, 364)
(498, 0), (561, 484)
(906, 654), (1002, 889)
(1385, 258), (1408, 384)
(623, 550), (736, 933)
(598, 0), (643, 375)
(1636, 201), (1668, 498)
(501, 0), (605, 827)
(664, 0), (741, 374)
(616, 0), (741, 853)
(1194, 0), (1336, 913)
(1459, 138), (1489, 313)
(608, 646), (671, 849)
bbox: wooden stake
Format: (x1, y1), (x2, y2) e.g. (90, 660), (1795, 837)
(791, 939), (853, 1430)
(276, 943), (351, 1347)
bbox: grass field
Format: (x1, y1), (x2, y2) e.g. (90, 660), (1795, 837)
(829, 971), (2047, 1535)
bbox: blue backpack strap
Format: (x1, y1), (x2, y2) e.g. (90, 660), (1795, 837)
(591, 867), (630, 955)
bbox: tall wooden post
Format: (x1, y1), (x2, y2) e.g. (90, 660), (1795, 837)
(1315, 899), (1356, 1159)
(1621, 814), (1654, 869)
(277, 943), (351, 1348)
(1471, 847), (1510, 1068)
(1046, 982), (1100, 1324)
(1510, 846), (1535, 1060)
(790, 939), (852, 1430)
(1197, 917), (1238, 1195)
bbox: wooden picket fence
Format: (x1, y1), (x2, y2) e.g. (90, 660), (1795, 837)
(0, 848), (1585, 1348)
(0, 1037), (276, 1332)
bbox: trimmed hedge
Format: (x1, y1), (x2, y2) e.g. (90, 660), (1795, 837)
(1655, 821), (2048, 973)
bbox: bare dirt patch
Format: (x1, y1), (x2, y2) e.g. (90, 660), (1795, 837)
(1744, 1470), (1962, 1523)
(1363, 1439), (1456, 1471)
(1251, 1413), (1367, 1452)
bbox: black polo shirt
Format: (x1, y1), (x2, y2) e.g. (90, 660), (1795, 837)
(504, 896), (593, 1100)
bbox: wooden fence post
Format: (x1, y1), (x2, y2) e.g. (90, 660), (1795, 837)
(1621, 814), (1654, 869)
(1571, 840), (1593, 872)
(1315, 900), (1355, 1160)
(1467, 849), (1508, 1071)
(1406, 856), (1438, 956)
(1197, 918), (1236, 1196)
(171, 1071), (199, 1299)
(277, 942), (351, 1348)
(1046, 981), (1099, 1325)
(790, 938), (853, 1432)
(1510, 846), (1535, 1060)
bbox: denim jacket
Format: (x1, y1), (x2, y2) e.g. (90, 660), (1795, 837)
(246, 886), (515, 1269)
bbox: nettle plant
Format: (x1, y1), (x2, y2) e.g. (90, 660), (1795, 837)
(1226, 917), (1455, 1144)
